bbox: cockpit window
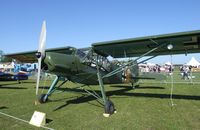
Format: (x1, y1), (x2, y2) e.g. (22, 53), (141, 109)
(76, 49), (111, 71)
(76, 49), (86, 59)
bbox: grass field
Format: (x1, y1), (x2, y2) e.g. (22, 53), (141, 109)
(0, 73), (200, 130)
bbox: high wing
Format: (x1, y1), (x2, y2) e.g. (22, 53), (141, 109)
(92, 30), (200, 58)
(4, 47), (75, 63)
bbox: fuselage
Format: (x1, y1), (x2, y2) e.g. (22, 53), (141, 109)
(42, 47), (139, 85)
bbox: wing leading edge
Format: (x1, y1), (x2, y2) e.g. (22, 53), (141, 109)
(92, 30), (200, 58)
(4, 47), (75, 63)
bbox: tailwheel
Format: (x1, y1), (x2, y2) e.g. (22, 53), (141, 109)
(104, 100), (116, 115)
(38, 94), (48, 103)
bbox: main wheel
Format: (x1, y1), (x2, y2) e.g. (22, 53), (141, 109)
(38, 94), (48, 103)
(104, 100), (115, 114)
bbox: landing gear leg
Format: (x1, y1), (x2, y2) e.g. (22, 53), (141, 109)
(38, 76), (60, 103)
(96, 63), (116, 117)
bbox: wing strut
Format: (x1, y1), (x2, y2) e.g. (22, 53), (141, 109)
(102, 43), (167, 79)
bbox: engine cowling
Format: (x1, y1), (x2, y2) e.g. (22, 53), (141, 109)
(43, 52), (79, 76)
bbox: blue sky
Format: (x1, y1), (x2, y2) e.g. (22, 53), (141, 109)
(0, 0), (200, 64)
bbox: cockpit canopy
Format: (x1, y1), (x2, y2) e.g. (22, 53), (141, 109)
(75, 48), (111, 71)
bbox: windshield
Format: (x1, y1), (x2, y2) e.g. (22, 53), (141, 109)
(76, 49), (111, 71)
(76, 49), (87, 59)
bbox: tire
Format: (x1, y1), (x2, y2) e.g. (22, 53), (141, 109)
(104, 100), (115, 114)
(38, 94), (48, 103)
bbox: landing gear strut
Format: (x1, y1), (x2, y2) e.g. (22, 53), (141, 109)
(96, 57), (116, 116)
(37, 76), (68, 104)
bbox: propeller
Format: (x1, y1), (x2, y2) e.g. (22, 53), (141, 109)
(35, 21), (46, 96)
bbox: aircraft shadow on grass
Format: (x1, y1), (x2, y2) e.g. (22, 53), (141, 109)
(0, 106), (8, 110)
(46, 118), (53, 124)
(110, 85), (165, 89)
(0, 86), (27, 89)
(0, 82), (21, 86)
(39, 85), (200, 111)
(0, 81), (35, 89)
(135, 86), (165, 89)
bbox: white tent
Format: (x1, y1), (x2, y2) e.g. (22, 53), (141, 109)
(0, 62), (15, 69)
(147, 62), (156, 66)
(165, 61), (172, 65)
(186, 57), (200, 67)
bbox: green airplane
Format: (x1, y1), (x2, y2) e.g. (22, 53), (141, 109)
(5, 21), (200, 116)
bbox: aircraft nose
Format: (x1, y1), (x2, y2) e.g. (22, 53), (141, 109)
(44, 52), (77, 74)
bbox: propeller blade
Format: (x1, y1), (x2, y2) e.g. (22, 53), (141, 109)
(36, 21), (46, 96)
(36, 58), (42, 95)
(38, 21), (46, 58)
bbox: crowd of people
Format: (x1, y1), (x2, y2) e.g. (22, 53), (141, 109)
(139, 63), (195, 80)
(139, 64), (173, 74)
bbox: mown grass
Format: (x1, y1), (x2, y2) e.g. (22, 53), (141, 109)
(0, 74), (200, 130)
